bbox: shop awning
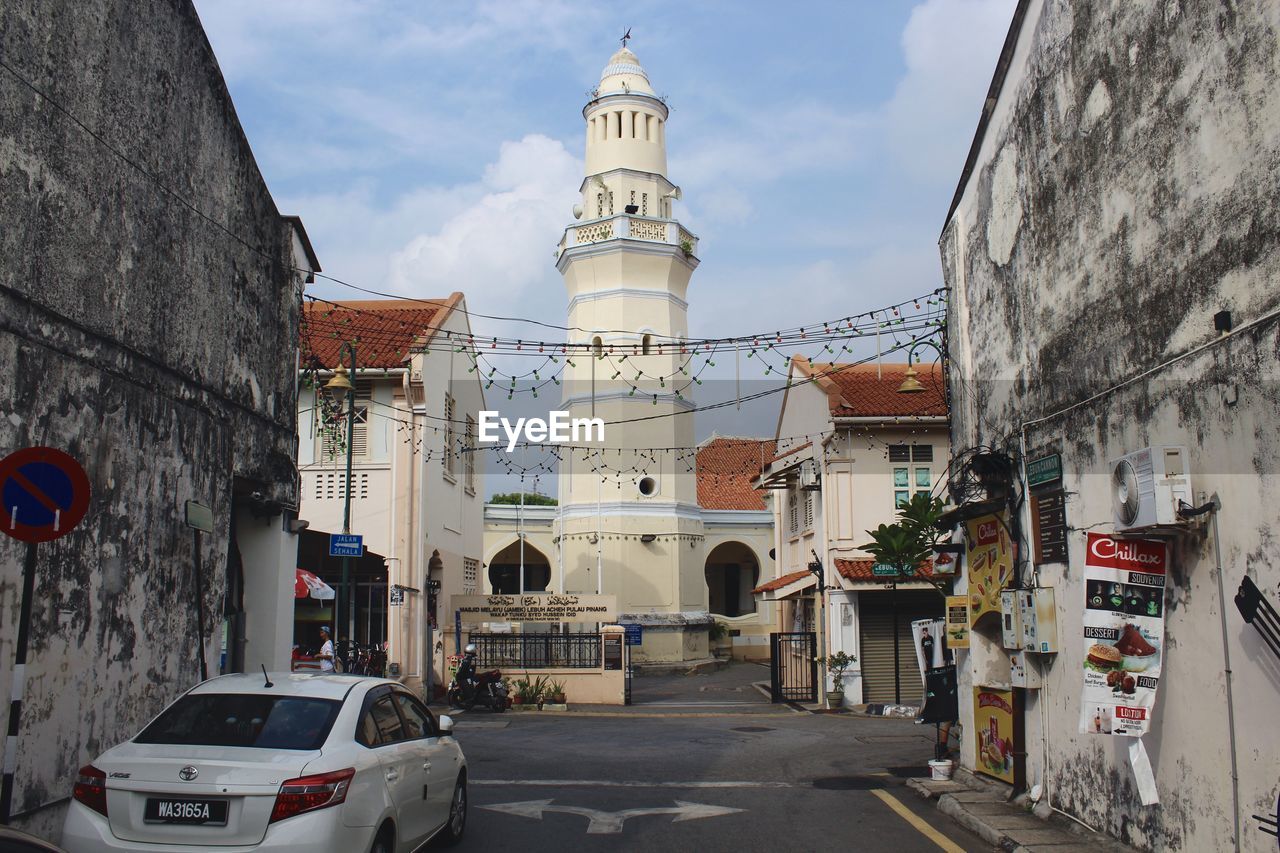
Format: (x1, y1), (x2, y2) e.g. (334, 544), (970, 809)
(752, 569), (817, 601)
(295, 568), (336, 600)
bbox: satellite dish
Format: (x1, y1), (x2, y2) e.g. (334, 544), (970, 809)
(1112, 459), (1141, 526)
(572, 203), (583, 220)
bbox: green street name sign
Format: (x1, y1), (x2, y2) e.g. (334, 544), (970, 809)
(1026, 453), (1063, 488)
(872, 563), (903, 577)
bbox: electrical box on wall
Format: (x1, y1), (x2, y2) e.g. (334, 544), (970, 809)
(1018, 588), (1059, 654)
(1000, 591), (1022, 650)
(1009, 650), (1042, 688)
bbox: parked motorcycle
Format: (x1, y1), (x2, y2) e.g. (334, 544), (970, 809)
(447, 644), (508, 712)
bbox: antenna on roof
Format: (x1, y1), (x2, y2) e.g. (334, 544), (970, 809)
(261, 664), (274, 689)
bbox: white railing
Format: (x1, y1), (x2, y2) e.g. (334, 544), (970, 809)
(558, 215), (699, 258)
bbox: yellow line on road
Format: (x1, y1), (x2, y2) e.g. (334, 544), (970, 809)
(870, 788), (965, 853)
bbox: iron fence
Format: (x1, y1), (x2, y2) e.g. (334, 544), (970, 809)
(469, 633), (602, 669)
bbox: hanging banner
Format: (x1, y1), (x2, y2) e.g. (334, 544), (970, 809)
(1078, 533), (1167, 737)
(974, 686), (1015, 783)
(965, 513), (1014, 626)
(945, 595), (970, 648)
(911, 617), (946, 686)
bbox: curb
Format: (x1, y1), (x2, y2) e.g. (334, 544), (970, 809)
(905, 776), (1139, 852)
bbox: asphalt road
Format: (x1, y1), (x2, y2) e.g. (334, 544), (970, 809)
(441, 666), (988, 852)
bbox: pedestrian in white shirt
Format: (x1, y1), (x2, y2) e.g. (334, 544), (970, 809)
(318, 626), (335, 672)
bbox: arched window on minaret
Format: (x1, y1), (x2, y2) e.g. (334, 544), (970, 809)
(592, 336), (603, 358)
(642, 334), (652, 355)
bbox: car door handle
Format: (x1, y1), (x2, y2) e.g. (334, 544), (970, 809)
(386, 769), (399, 782)
(423, 761), (432, 771)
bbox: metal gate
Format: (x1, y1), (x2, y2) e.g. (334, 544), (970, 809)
(770, 632), (817, 703)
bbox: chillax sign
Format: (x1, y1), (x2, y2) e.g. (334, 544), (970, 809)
(451, 594), (617, 623)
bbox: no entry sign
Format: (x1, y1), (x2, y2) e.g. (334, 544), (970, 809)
(0, 447), (91, 543)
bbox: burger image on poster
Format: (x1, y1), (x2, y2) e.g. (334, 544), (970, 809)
(1086, 643), (1121, 671)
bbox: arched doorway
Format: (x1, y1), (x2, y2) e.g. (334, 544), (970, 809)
(705, 542), (760, 618)
(488, 540), (552, 594)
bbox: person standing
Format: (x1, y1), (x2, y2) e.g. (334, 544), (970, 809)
(318, 626), (335, 673)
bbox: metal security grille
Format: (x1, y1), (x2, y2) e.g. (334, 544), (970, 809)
(769, 632), (817, 703)
(470, 633), (601, 669)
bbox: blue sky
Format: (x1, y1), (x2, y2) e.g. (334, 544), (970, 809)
(193, 0), (1015, 493)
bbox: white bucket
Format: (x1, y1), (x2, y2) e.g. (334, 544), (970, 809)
(928, 759), (954, 781)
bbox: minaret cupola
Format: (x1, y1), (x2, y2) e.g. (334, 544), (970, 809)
(583, 45), (669, 178)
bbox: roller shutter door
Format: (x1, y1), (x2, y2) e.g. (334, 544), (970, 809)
(859, 590), (942, 705)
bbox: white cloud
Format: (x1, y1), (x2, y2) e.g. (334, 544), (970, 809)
(388, 134), (581, 312)
(885, 0), (1018, 184)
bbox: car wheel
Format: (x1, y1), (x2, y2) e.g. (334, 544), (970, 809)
(440, 775), (467, 845)
(369, 823), (394, 853)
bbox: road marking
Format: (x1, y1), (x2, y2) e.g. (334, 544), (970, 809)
(871, 788), (966, 853)
(473, 779), (795, 789)
(479, 799), (745, 834)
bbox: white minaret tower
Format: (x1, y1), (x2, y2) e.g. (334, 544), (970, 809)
(555, 43), (708, 662)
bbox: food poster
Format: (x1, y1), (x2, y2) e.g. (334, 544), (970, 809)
(1078, 533), (1168, 737)
(945, 596), (970, 648)
(965, 513), (1014, 626)
(974, 686), (1015, 783)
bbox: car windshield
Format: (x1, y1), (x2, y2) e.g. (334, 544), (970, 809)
(135, 694), (342, 750)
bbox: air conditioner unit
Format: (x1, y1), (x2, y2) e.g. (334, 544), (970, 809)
(798, 459), (820, 491)
(1108, 445), (1193, 531)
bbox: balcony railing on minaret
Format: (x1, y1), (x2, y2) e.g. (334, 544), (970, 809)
(557, 213), (698, 258)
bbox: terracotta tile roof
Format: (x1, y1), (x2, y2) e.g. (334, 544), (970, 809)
(834, 557), (936, 582)
(696, 437), (777, 510)
(752, 569), (813, 595)
(793, 358), (947, 418)
(301, 296), (459, 370)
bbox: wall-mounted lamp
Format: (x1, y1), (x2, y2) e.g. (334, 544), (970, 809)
(640, 534), (657, 543)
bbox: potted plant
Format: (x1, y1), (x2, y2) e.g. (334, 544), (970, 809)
(530, 675), (550, 710)
(549, 679), (566, 705)
(709, 621), (731, 658)
(510, 677), (531, 707)
(824, 651), (856, 707)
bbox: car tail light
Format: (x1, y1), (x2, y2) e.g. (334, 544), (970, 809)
(269, 767), (355, 823)
(73, 765), (108, 817)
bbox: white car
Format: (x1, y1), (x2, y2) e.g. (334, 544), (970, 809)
(62, 673), (467, 853)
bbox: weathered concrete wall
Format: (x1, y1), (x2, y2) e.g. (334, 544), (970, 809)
(0, 0), (305, 835)
(942, 1), (1280, 850)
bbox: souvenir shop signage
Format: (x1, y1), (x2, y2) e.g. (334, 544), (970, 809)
(964, 513), (1014, 627)
(1078, 533), (1167, 737)
(974, 686), (1015, 784)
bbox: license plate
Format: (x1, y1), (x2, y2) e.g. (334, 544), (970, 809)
(144, 797), (229, 826)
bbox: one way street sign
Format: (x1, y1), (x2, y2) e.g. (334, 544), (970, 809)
(479, 799), (744, 834)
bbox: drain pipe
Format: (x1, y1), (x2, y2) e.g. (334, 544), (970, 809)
(1207, 495), (1242, 853)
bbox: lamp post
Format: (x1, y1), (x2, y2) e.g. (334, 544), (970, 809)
(896, 338), (947, 395)
(324, 342), (358, 649)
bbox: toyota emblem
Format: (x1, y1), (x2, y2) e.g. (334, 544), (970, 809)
(178, 766), (199, 781)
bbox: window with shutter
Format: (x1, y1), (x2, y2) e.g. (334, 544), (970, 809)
(803, 490), (815, 530)
(320, 379), (371, 460)
(788, 489), (800, 535)
(911, 444), (933, 462)
(464, 415), (476, 492)
(443, 393), (456, 479)
(888, 444), (910, 462)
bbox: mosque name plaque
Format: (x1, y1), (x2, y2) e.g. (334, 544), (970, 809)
(450, 594), (617, 623)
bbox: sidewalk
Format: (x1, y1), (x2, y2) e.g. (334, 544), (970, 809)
(906, 771), (1138, 853)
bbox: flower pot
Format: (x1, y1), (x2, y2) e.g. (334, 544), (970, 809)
(552, 692), (566, 704)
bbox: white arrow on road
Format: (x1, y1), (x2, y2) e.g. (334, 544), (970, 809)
(479, 799), (745, 834)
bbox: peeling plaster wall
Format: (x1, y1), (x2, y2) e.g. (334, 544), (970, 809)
(942, 1), (1280, 850)
(0, 0), (303, 835)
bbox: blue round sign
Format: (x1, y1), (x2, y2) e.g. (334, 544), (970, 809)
(0, 447), (91, 543)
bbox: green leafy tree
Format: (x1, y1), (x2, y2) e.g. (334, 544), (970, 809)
(489, 492), (558, 506)
(861, 493), (949, 597)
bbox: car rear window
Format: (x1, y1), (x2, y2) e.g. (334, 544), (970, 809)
(135, 694), (342, 750)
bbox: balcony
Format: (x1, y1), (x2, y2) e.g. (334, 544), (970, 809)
(557, 214), (698, 259)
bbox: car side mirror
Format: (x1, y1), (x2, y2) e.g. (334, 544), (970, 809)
(438, 714), (455, 737)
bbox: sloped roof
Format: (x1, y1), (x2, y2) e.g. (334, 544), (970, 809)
(301, 295), (460, 370)
(793, 358), (947, 418)
(752, 569), (813, 595)
(696, 437), (777, 510)
(834, 557), (936, 582)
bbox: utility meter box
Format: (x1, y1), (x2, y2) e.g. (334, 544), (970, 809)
(1018, 588), (1059, 654)
(1000, 591), (1022, 650)
(1009, 650), (1042, 688)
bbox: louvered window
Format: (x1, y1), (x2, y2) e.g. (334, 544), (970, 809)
(911, 444), (933, 462)
(803, 490), (815, 531)
(464, 558), (479, 594)
(321, 379), (371, 459)
(788, 489), (800, 535)
(888, 444), (910, 462)
(464, 415), (476, 492)
(443, 393), (456, 479)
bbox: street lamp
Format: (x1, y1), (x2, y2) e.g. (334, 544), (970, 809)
(323, 343), (357, 649)
(896, 339), (946, 394)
